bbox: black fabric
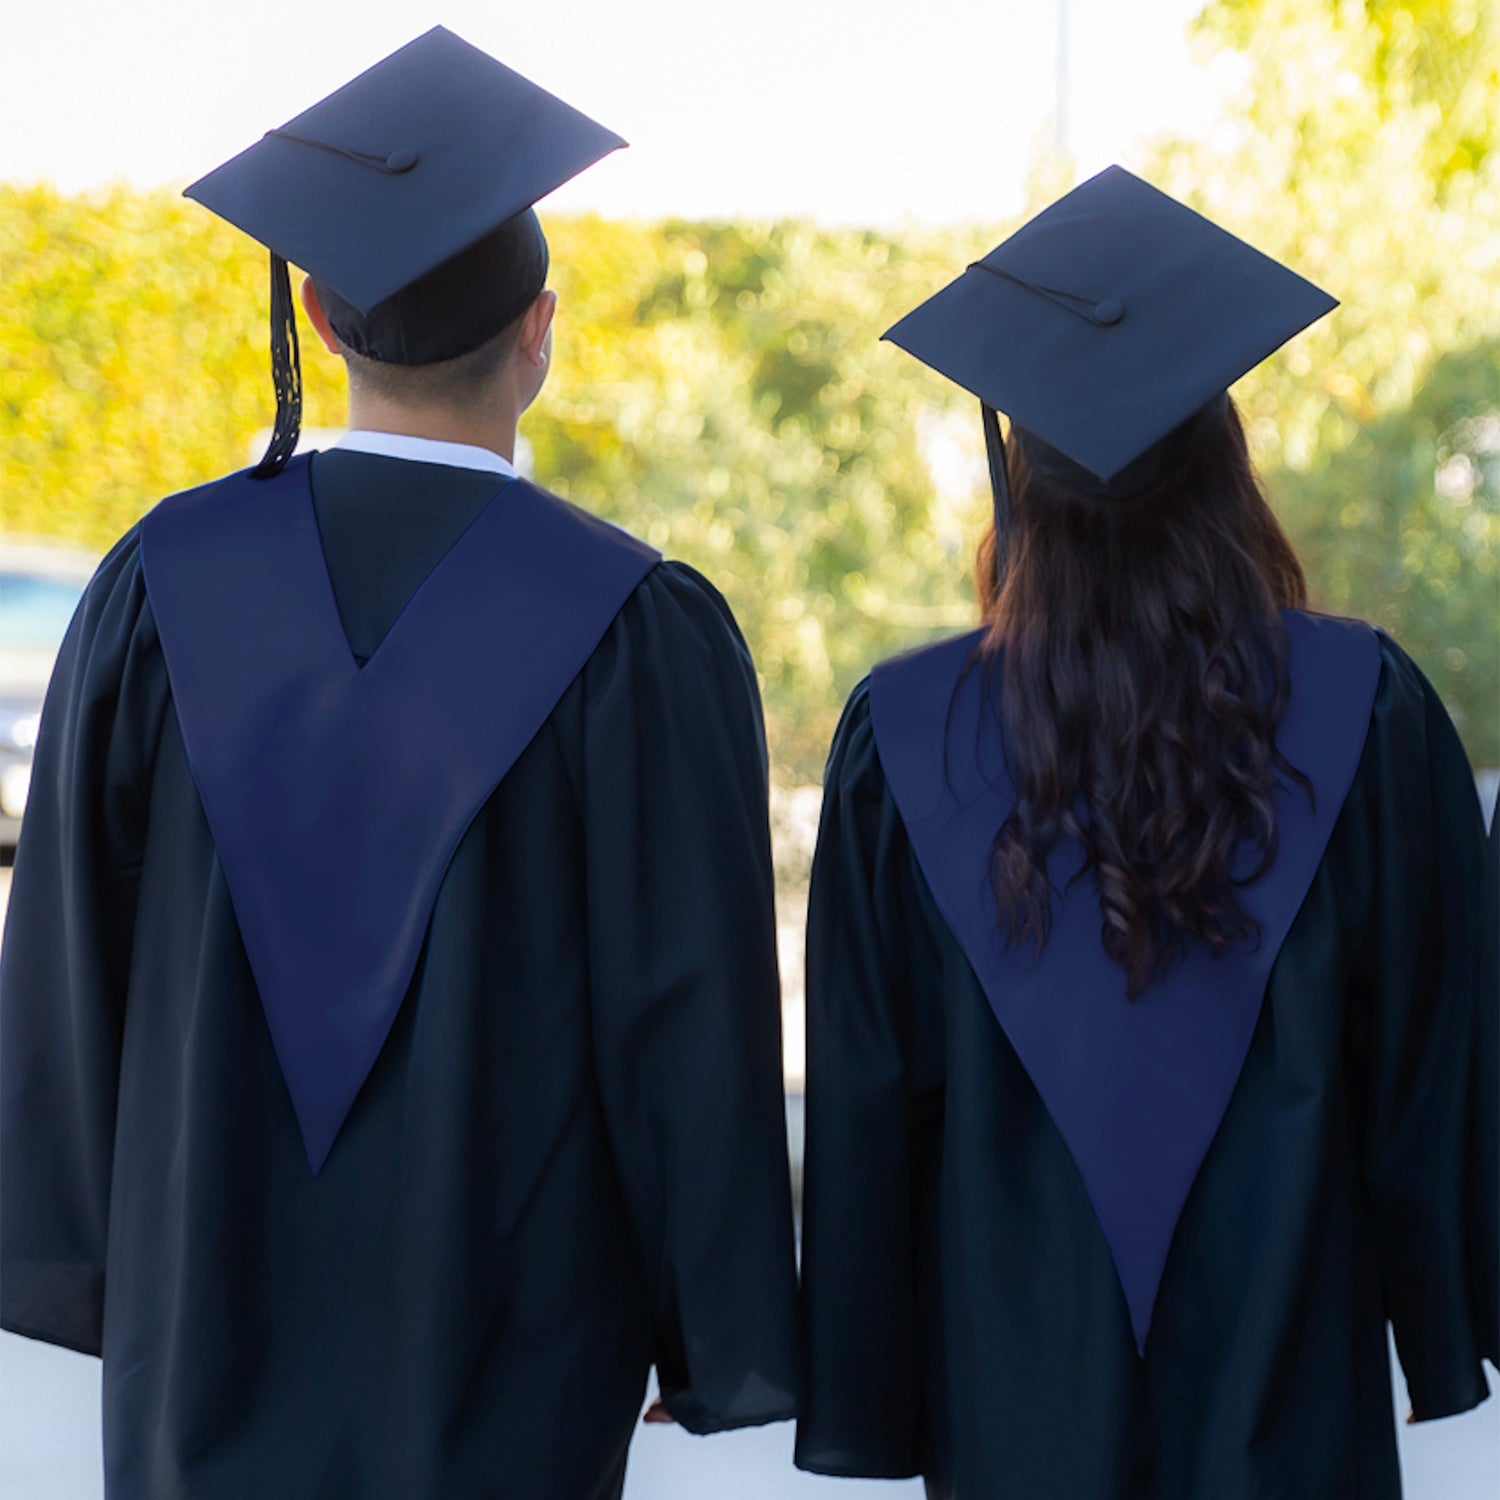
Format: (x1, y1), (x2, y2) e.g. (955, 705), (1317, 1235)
(0, 458), (801, 1497)
(795, 636), (1493, 1499)
(251, 252), (304, 478)
(1478, 807), (1500, 1369)
(979, 401), (1010, 582)
(308, 450), (514, 662)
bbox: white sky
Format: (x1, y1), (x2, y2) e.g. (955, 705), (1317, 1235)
(2, 0), (1223, 223)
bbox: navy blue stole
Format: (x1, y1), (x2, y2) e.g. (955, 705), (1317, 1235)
(870, 610), (1380, 1352)
(140, 455), (660, 1171)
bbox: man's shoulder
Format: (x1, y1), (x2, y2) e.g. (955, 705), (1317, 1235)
(141, 463), (270, 525)
(511, 478), (661, 568)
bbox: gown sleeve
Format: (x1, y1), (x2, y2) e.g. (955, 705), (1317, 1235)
(794, 682), (933, 1478)
(1474, 794), (1498, 1368)
(0, 530), (166, 1355)
(1351, 634), (1493, 1419)
(578, 562), (802, 1433)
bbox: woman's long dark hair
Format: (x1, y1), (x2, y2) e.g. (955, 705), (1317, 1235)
(975, 398), (1310, 997)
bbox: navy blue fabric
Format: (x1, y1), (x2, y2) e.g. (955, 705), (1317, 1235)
(882, 166), (1337, 484)
(139, 455), (659, 1171)
(869, 609), (1381, 1351)
(186, 26), (625, 316)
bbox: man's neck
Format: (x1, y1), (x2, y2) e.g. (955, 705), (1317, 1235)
(344, 398), (519, 464)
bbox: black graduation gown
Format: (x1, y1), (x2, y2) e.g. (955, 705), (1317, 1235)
(0, 453), (801, 1500)
(1478, 806), (1500, 1369)
(795, 632), (1493, 1500)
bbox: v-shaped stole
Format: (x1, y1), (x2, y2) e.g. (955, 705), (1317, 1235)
(869, 610), (1380, 1352)
(141, 456), (659, 1170)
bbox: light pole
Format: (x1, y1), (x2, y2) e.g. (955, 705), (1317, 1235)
(1055, 0), (1071, 157)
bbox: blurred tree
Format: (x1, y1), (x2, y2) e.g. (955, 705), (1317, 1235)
(1150, 0), (1500, 760)
(4, 0), (1496, 776)
(1275, 341), (1500, 750)
(534, 218), (989, 776)
(0, 190), (987, 779)
(0, 185), (347, 545)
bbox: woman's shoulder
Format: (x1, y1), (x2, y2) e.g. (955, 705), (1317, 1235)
(823, 676), (882, 794)
(1281, 607), (1462, 741)
(1287, 613), (1479, 821)
(826, 629), (982, 804)
(1284, 607), (1449, 719)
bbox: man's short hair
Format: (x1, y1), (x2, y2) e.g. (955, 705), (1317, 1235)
(338, 306), (529, 409)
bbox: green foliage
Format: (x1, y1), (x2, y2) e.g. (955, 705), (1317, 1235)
(1275, 341), (1500, 748)
(3, 2), (1496, 774)
(0, 185), (348, 544)
(1150, 0), (1500, 761)
(535, 218), (989, 775)
(1, 191), (989, 779)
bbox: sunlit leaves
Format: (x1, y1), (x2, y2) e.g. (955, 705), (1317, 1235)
(5, 10), (1497, 788)
(1152, 0), (1500, 762)
(532, 216), (992, 776)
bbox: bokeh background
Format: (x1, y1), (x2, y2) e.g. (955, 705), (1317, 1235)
(2, 0), (1498, 1493)
(5, 0), (1497, 783)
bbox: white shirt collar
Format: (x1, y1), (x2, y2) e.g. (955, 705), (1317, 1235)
(332, 429), (517, 479)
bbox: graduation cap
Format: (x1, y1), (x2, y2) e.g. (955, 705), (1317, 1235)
(185, 26), (626, 477)
(883, 166), (1337, 568)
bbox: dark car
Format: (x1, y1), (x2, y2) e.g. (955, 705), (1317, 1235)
(1, 540), (100, 851)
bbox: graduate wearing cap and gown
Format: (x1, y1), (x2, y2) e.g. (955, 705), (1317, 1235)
(795, 167), (1496, 1499)
(0, 28), (799, 1499)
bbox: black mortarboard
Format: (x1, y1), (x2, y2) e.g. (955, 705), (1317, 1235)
(185, 26), (626, 476)
(883, 166), (1337, 565)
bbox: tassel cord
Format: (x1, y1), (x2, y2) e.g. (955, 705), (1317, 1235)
(981, 400), (1011, 587)
(251, 252), (303, 479)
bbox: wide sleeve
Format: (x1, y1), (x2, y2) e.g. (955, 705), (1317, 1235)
(1475, 803), (1499, 1369)
(794, 682), (929, 1479)
(578, 562), (801, 1433)
(0, 529), (166, 1355)
(1349, 634), (1492, 1419)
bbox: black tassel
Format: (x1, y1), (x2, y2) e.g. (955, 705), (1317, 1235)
(251, 252), (303, 479)
(981, 400), (1011, 585)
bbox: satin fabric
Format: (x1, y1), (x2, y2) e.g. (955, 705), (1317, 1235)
(141, 455), (659, 1170)
(1, 455), (801, 1498)
(867, 611), (1380, 1351)
(796, 635), (1493, 1499)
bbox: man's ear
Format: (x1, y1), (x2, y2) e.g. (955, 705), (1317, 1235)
(519, 290), (558, 368)
(300, 277), (343, 357)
